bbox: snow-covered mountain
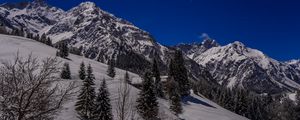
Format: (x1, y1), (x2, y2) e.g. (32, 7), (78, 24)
(0, 34), (248, 120)
(0, 0), (65, 33)
(175, 38), (220, 59)
(176, 39), (300, 94)
(0, 0), (166, 62)
(0, 0), (214, 83)
(0, 0), (168, 73)
(3, 0), (300, 95)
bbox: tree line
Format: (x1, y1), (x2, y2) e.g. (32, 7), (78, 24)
(55, 43), (300, 120)
(0, 26), (53, 47)
(193, 76), (300, 120)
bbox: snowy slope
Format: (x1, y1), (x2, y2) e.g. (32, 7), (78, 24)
(176, 39), (300, 94)
(0, 34), (247, 120)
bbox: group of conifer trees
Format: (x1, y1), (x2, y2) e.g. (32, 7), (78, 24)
(61, 62), (71, 79)
(75, 62), (113, 120)
(0, 25), (53, 46)
(193, 76), (300, 120)
(4, 25), (299, 120)
(136, 50), (190, 119)
(56, 42), (69, 58)
(0, 26), (73, 60)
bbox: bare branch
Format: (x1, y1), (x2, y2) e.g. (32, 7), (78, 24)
(0, 53), (75, 120)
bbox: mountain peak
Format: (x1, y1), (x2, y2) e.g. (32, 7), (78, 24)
(78, 1), (96, 9)
(31, 0), (47, 7)
(200, 33), (220, 48)
(226, 41), (247, 53)
(201, 39), (220, 48)
(231, 41), (246, 48)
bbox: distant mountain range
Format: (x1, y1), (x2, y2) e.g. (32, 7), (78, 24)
(1, 0), (300, 94)
(176, 39), (300, 93)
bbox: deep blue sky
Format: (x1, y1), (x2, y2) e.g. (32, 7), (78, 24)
(1, 0), (300, 61)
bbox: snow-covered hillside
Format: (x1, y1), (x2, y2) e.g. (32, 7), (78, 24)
(0, 34), (247, 120)
(0, 0), (216, 86)
(176, 39), (300, 94)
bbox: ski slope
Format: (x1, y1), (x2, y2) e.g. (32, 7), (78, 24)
(0, 34), (248, 120)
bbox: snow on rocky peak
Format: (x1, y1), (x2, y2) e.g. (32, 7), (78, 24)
(44, 1), (164, 65)
(1, 0), (211, 80)
(0, 0), (65, 33)
(69, 1), (98, 17)
(175, 37), (220, 59)
(30, 0), (47, 7)
(79, 1), (96, 8)
(286, 59), (300, 70)
(177, 40), (300, 93)
(0, 0), (162, 63)
(202, 39), (220, 48)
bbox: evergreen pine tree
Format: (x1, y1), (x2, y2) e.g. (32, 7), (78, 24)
(34, 34), (40, 41)
(60, 62), (71, 79)
(19, 28), (25, 37)
(79, 62), (86, 80)
(57, 42), (69, 58)
(93, 79), (113, 120)
(12, 29), (19, 36)
(40, 33), (47, 43)
(168, 50), (190, 96)
(124, 71), (131, 84)
(46, 37), (52, 46)
(0, 23), (7, 34)
(136, 71), (159, 120)
(26, 32), (33, 39)
(107, 57), (116, 78)
(75, 64), (96, 120)
(26, 32), (30, 38)
(167, 77), (183, 116)
(62, 42), (69, 58)
(152, 59), (164, 98)
(234, 89), (248, 116)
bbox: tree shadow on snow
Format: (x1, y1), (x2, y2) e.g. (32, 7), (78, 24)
(182, 96), (216, 108)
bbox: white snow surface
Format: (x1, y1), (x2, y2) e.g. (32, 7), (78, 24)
(288, 93), (297, 101)
(0, 34), (248, 120)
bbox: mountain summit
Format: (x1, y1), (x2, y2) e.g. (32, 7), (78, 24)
(175, 36), (220, 59)
(177, 40), (300, 93)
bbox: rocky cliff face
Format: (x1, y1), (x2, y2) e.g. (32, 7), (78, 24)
(176, 39), (300, 93)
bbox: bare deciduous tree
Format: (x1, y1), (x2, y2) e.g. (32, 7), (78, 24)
(116, 75), (139, 120)
(0, 53), (75, 120)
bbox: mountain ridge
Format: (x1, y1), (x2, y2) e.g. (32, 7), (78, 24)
(176, 38), (300, 93)
(1, 0), (300, 94)
(0, 0), (215, 84)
